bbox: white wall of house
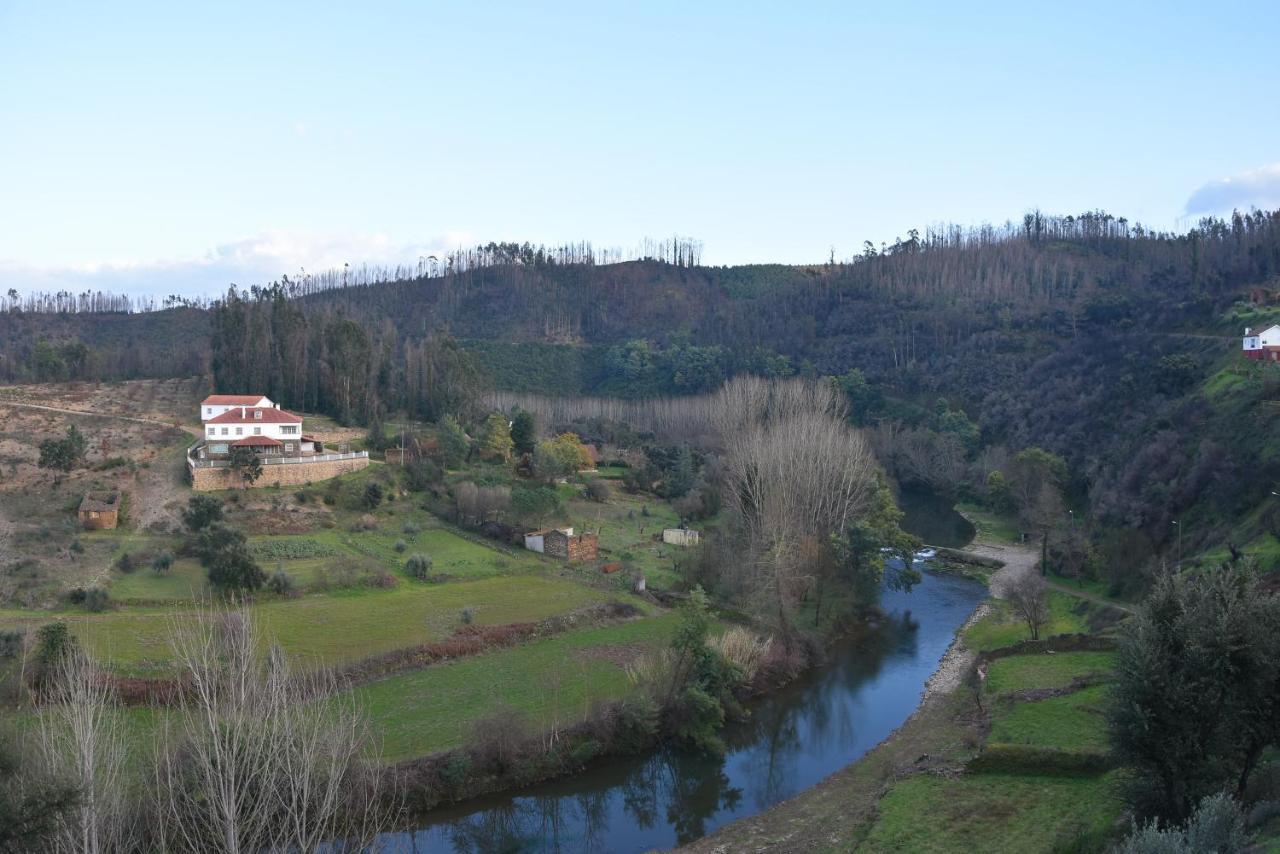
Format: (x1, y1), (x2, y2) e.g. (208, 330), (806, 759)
(201, 397), (274, 422)
(663, 528), (700, 547)
(1261, 325), (1280, 346)
(204, 420), (301, 441)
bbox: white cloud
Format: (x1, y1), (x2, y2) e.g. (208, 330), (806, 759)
(0, 230), (475, 303)
(1185, 163), (1280, 215)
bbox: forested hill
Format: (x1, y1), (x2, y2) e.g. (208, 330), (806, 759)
(3, 209), (1280, 573)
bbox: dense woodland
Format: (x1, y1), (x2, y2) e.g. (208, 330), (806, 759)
(3, 209), (1280, 582)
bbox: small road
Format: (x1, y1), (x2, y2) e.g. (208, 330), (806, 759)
(0, 399), (202, 436)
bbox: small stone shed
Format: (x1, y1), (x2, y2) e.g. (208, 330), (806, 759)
(78, 491), (121, 530)
(544, 529), (599, 562)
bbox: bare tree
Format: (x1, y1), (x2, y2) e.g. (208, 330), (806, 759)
(1007, 572), (1050, 641)
(151, 607), (394, 853)
(35, 651), (133, 854)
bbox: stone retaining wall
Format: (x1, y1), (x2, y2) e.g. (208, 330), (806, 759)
(190, 456), (369, 491)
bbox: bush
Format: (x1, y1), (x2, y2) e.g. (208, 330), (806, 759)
(1116, 792), (1249, 854)
(362, 482), (384, 510)
(0, 629), (23, 659)
(402, 521), (421, 535)
(69, 540), (84, 554)
(267, 568), (297, 597)
(115, 552), (136, 574)
(151, 550), (174, 575)
(469, 707), (530, 774)
(294, 491), (311, 504)
(405, 554), (434, 581)
(368, 570), (398, 589)
(437, 754), (472, 793)
(394, 539), (407, 553)
(585, 479), (612, 503)
(83, 587), (109, 612)
(460, 606), (475, 625)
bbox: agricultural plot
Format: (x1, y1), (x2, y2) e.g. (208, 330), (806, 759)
(563, 489), (690, 589)
(863, 771), (1123, 853)
(357, 614), (682, 759)
(4, 575), (619, 675)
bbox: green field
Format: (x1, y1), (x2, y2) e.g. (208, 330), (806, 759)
(963, 592), (1091, 652)
(356, 614), (681, 759)
(10, 575), (618, 675)
(989, 684), (1110, 751)
(862, 771), (1124, 853)
(954, 503), (1021, 545)
(984, 651), (1115, 695)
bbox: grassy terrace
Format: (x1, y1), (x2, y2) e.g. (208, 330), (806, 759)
(359, 614), (682, 759)
(962, 591), (1093, 652)
(2, 575), (618, 676)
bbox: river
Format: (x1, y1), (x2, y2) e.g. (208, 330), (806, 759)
(376, 565), (986, 853)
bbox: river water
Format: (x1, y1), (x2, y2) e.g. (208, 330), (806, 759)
(377, 566), (986, 853)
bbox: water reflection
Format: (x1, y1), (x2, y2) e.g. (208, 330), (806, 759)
(380, 571), (984, 853)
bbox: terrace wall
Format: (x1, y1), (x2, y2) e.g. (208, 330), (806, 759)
(190, 455), (369, 491)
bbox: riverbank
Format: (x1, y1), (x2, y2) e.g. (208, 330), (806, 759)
(680, 536), (1128, 853)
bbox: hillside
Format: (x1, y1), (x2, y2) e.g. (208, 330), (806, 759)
(3, 210), (1280, 581)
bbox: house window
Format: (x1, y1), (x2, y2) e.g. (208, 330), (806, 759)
(284, 443), (293, 453)
(254, 410), (263, 420)
(235, 427), (243, 436)
(205, 407), (213, 415)
(209, 444), (228, 455)
(221, 428), (229, 436)
(207, 427), (215, 436)
(281, 425), (298, 435)
(254, 427), (261, 435)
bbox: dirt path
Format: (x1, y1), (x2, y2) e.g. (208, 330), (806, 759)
(921, 538), (1039, 698)
(0, 399), (201, 436)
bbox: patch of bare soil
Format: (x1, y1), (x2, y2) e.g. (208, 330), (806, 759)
(573, 642), (647, 667)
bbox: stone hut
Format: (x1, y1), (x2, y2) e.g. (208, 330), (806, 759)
(78, 491), (121, 530)
(543, 529), (599, 562)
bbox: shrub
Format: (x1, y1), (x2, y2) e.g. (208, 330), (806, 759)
(367, 570), (398, 589)
(402, 521), (421, 535)
(394, 539), (407, 553)
(115, 552), (136, 574)
(585, 479), (612, 503)
(460, 606), (475, 625)
(69, 540), (84, 554)
(0, 629), (23, 659)
(709, 627), (772, 682)
(362, 482), (384, 510)
(152, 550), (174, 575)
(267, 568), (297, 597)
(437, 754), (472, 793)
(405, 554), (434, 581)
(83, 587), (109, 613)
(1115, 792), (1248, 854)
(294, 491), (311, 504)
(469, 707), (530, 774)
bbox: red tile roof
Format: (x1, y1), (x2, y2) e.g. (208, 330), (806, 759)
(231, 435), (283, 447)
(202, 394), (270, 406)
(207, 406), (302, 425)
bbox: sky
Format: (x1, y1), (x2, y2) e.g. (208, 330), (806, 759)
(1, 0), (1279, 301)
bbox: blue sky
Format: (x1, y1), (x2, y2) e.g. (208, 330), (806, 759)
(2, 0), (1278, 299)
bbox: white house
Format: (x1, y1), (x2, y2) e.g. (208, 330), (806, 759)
(524, 527), (573, 554)
(201, 394), (274, 423)
(1243, 324), (1280, 361)
(203, 405), (304, 457)
(663, 528), (701, 547)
